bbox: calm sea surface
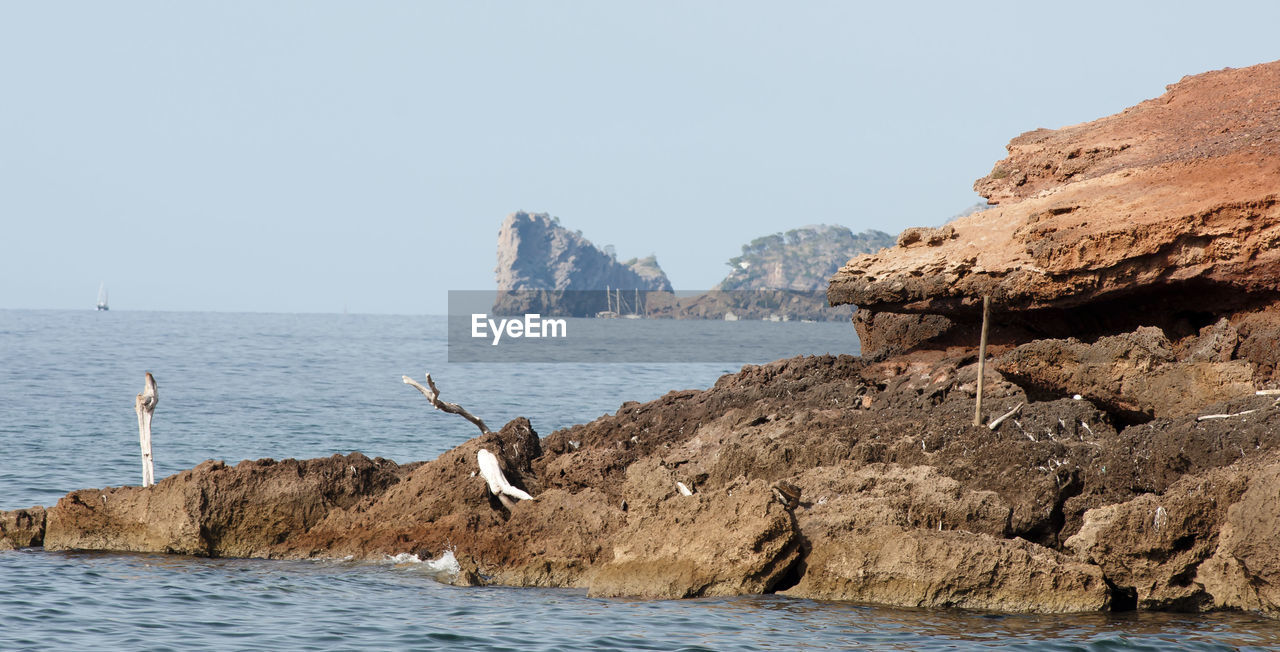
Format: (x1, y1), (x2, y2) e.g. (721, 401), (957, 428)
(2, 309), (1278, 650)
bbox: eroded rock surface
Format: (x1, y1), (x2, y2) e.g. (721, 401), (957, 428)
(589, 480), (799, 599)
(0, 507), (45, 550)
(44, 453), (404, 556)
(785, 525), (1109, 613)
(995, 326), (1257, 421)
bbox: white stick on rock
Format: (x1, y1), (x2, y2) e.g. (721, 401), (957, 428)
(988, 402), (1024, 431)
(477, 449), (534, 504)
(1197, 409), (1259, 422)
(403, 373), (490, 434)
(677, 481), (694, 496)
(134, 372), (158, 487)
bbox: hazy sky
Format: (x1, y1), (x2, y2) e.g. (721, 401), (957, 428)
(3, 1), (1278, 314)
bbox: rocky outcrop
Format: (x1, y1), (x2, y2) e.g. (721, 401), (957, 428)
(829, 61), (1280, 370)
(716, 225), (893, 293)
(21, 351), (1280, 614)
(994, 325), (1256, 422)
(1064, 447), (1280, 614)
(785, 526), (1110, 613)
(19, 61), (1280, 618)
(493, 211), (672, 317)
(44, 453), (404, 556)
(588, 480), (799, 599)
(0, 506), (45, 550)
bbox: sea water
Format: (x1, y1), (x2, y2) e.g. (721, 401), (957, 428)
(1, 309), (1277, 650)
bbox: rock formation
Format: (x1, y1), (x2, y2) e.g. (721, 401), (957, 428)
(6, 61), (1280, 618)
(637, 224), (894, 322)
(0, 506), (44, 550)
(493, 211), (672, 317)
(829, 62), (1280, 369)
(716, 225), (893, 293)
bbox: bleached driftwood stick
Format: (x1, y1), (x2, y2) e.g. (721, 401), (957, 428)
(134, 372), (158, 487)
(403, 373), (490, 434)
(973, 295), (991, 427)
(1197, 409), (1260, 422)
(988, 402), (1024, 431)
(477, 449), (534, 508)
(1257, 389), (1280, 396)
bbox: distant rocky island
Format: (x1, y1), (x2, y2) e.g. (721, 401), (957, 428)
(715, 225), (893, 293)
(492, 211), (673, 317)
(493, 214), (892, 321)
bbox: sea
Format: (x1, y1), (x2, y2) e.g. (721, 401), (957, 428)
(2, 309), (1278, 651)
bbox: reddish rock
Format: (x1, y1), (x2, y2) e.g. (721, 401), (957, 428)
(829, 61), (1280, 377)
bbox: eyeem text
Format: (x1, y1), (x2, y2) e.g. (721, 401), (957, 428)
(471, 313), (568, 345)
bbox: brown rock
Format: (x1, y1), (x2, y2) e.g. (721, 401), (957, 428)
(783, 525), (1110, 613)
(0, 506), (46, 550)
(994, 328), (1257, 420)
(1196, 460), (1280, 613)
(896, 225), (956, 248)
(588, 480), (799, 599)
(44, 453), (404, 556)
(1236, 306), (1280, 383)
(1065, 467), (1248, 611)
(853, 309), (955, 359)
(791, 463), (1012, 538)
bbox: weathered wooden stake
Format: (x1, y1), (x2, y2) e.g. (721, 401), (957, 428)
(135, 372), (158, 487)
(974, 295), (991, 427)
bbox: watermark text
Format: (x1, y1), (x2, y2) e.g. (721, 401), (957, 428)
(471, 313), (568, 345)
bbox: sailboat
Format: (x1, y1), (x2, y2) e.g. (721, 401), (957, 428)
(623, 288), (643, 319)
(596, 285), (619, 319)
(96, 282), (109, 311)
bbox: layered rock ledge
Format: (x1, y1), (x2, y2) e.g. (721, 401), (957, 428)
(829, 61), (1280, 376)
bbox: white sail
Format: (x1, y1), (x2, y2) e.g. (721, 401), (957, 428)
(96, 282), (109, 311)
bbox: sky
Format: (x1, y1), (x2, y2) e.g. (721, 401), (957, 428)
(3, 1), (1278, 314)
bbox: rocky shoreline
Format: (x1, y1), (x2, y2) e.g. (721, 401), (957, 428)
(5, 61), (1280, 616)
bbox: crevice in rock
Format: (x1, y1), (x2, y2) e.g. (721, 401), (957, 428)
(1107, 581), (1138, 612)
(861, 280), (1278, 362)
(1002, 374), (1155, 427)
(768, 533), (810, 593)
(1017, 469), (1085, 549)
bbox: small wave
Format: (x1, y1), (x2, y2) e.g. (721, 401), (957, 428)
(385, 550), (462, 579)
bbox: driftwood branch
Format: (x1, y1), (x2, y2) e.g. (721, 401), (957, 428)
(134, 372), (158, 487)
(403, 373), (490, 434)
(988, 402), (1024, 431)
